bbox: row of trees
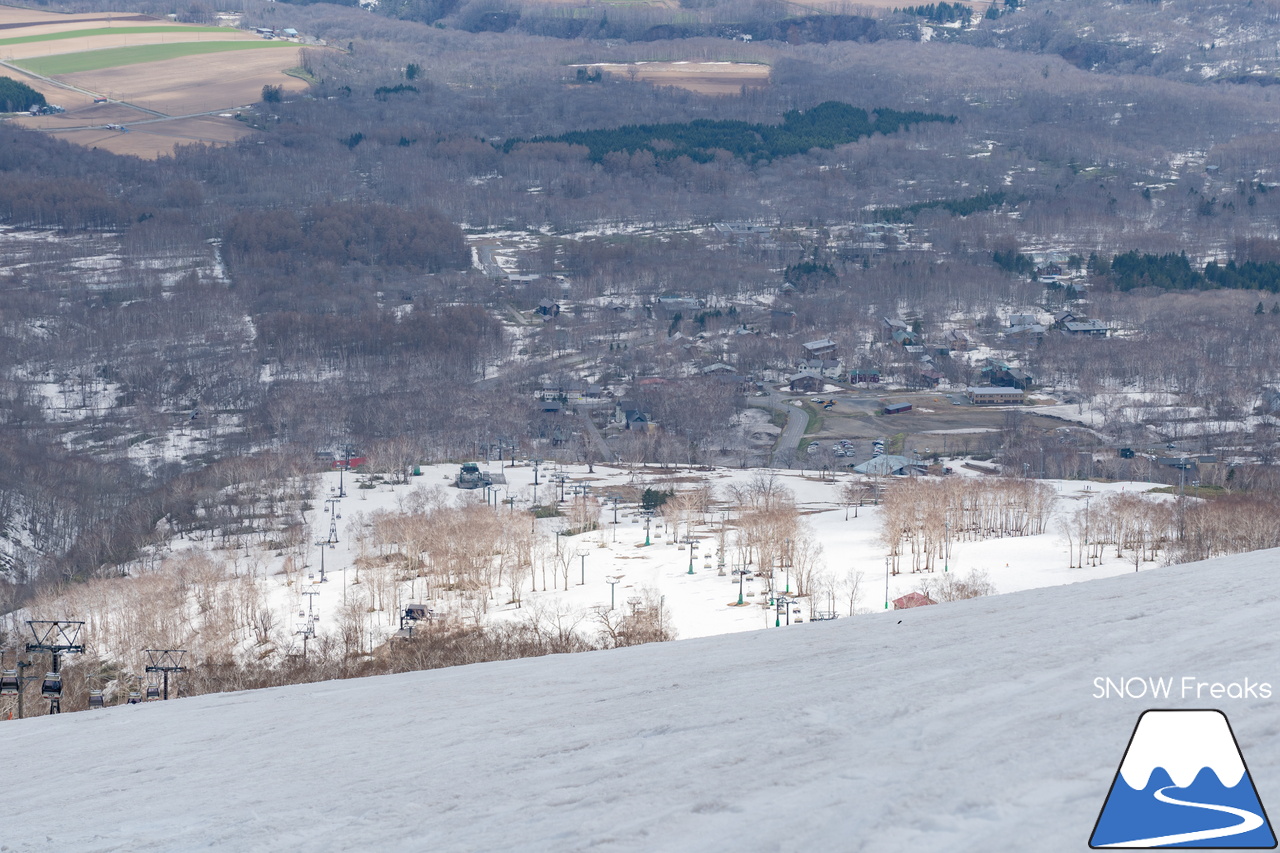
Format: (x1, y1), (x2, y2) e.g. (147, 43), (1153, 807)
(880, 478), (1056, 574)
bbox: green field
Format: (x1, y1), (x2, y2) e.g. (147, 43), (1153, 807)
(0, 26), (229, 47)
(16, 40), (296, 76)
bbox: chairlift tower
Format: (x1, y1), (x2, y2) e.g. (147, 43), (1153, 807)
(143, 649), (187, 701)
(25, 621), (85, 714)
(336, 444), (352, 498)
(295, 619), (316, 658)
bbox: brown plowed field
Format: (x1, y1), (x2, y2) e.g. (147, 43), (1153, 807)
(580, 61), (769, 95)
(0, 8), (156, 31)
(47, 115), (254, 158)
(60, 48), (305, 115)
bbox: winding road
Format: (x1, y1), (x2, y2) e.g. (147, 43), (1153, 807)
(747, 391), (808, 469)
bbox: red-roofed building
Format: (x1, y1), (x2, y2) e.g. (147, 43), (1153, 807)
(892, 592), (936, 610)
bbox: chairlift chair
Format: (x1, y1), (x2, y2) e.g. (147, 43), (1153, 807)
(40, 671), (62, 698)
(88, 689), (105, 709)
(0, 670), (18, 695)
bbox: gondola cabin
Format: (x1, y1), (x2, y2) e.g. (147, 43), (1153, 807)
(40, 671), (62, 698)
(88, 690), (105, 709)
(0, 670), (18, 695)
(145, 684), (161, 700)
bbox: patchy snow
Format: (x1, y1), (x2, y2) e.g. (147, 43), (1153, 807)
(4, 546), (1278, 851)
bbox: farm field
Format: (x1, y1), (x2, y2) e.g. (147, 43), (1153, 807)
(0, 2), (313, 157)
(14, 40), (297, 76)
(578, 60), (770, 95)
(59, 49), (307, 115)
(44, 115), (254, 158)
(0, 7), (154, 31)
(0, 25), (228, 47)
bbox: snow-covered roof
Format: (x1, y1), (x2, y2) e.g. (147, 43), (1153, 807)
(853, 454), (914, 475)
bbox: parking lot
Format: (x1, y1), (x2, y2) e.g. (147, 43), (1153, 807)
(795, 388), (1067, 463)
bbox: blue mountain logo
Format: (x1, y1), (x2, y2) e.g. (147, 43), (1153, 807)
(1091, 709), (1276, 848)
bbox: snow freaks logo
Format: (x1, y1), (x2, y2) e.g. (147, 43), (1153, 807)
(1089, 710), (1277, 848)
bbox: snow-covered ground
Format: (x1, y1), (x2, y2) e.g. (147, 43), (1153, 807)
(282, 463), (1167, 648)
(4, 547), (1277, 851)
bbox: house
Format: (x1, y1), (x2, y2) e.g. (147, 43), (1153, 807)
(893, 592), (936, 609)
(801, 359), (842, 377)
(1063, 319), (1108, 337)
(536, 299), (560, 317)
(656, 295), (702, 312)
(802, 339), (838, 360)
(891, 328), (917, 347)
(788, 370), (825, 393)
(984, 364), (1034, 390)
(1052, 310), (1076, 327)
(282, 27), (298, 37)
(1006, 323), (1045, 340)
(714, 222), (771, 239)
(850, 368), (881, 384)
(700, 363), (736, 376)
(615, 400), (653, 430)
(882, 317), (910, 339)
(1009, 313), (1038, 327)
(916, 369), (944, 388)
(944, 329), (973, 351)
(883, 401), (913, 415)
(967, 386), (1026, 405)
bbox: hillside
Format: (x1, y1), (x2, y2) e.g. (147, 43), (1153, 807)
(4, 547), (1278, 852)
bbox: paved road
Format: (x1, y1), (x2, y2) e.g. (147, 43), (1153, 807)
(747, 392), (808, 469)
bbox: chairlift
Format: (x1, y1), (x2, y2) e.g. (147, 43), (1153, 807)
(145, 684), (161, 700)
(40, 671), (62, 698)
(88, 689), (105, 709)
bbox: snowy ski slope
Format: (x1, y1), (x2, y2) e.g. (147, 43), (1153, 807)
(3, 548), (1278, 852)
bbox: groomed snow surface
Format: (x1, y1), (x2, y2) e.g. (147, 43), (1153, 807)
(4, 548), (1278, 852)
